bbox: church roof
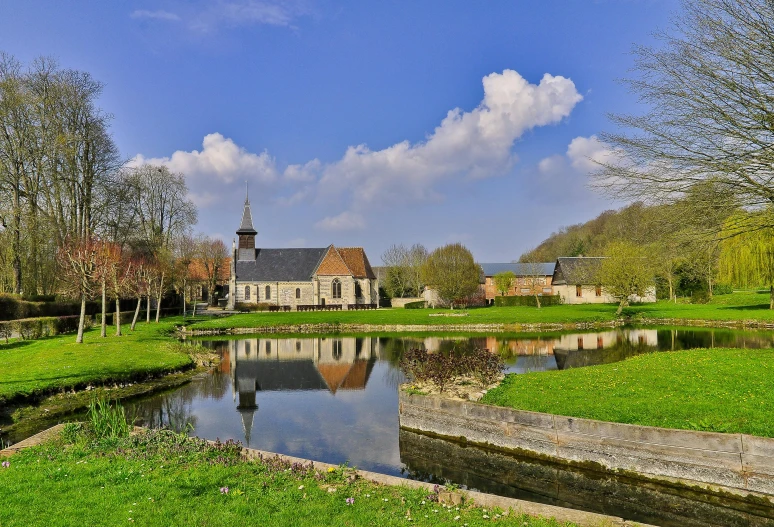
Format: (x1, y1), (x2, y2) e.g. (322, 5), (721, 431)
(316, 246), (352, 276)
(237, 198), (258, 235)
(337, 247), (377, 279)
(235, 248), (328, 282)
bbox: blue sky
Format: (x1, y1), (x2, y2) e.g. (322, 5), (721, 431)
(0, 0), (676, 262)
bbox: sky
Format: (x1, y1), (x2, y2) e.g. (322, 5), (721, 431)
(0, 0), (678, 263)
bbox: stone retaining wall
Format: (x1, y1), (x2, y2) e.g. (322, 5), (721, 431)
(398, 392), (774, 496)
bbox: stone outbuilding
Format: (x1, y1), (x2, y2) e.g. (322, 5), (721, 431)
(227, 197), (378, 309)
(551, 256), (656, 305)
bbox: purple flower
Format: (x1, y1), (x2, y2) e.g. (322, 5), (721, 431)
(1, 461), (9, 468)
(220, 486), (229, 494)
(346, 497), (355, 505)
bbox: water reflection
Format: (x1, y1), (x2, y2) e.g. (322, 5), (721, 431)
(117, 325), (774, 520)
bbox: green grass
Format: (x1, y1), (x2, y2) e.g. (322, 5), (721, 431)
(0, 428), (576, 527)
(0, 319), (193, 404)
(188, 291), (774, 331)
(482, 347), (774, 437)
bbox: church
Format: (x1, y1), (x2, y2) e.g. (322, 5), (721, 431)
(227, 197), (379, 310)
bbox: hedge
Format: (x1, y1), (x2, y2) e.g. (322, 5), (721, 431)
(0, 295), (142, 322)
(494, 294), (562, 307)
(0, 315), (88, 342)
(404, 300), (427, 309)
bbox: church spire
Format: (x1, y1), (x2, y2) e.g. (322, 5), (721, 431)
(237, 185), (257, 236)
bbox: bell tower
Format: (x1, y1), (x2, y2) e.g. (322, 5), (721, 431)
(237, 189), (257, 261)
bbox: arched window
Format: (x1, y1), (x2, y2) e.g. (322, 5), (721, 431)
(295, 288), (301, 299)
(355, 282), (362, 298)
(244, 285), (251, 300)
(332, 279), (342, 299)
(265, 285), (271, 300)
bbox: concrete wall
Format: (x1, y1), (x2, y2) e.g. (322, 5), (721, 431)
(391, 297), (425, 308)
(398, 392), (774, 496)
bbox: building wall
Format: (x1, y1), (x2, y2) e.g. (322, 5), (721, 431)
(484, 275), (554, 302)
(555, 284), (656, 305)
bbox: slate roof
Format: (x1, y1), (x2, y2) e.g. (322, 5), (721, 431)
(551, 257), (605, 285)
(235, 248), (328, 282)
(480, 263), (555, 277)
(237, 198), (257, 235)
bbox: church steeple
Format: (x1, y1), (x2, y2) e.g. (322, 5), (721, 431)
(237, 188), (257, 260)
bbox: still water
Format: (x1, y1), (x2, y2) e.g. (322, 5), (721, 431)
(123, 327), (774, 526)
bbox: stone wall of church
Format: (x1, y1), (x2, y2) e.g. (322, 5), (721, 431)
(234, 281), (315, 308)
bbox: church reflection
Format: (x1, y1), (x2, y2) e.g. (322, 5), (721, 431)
(229, 336), (379, 445)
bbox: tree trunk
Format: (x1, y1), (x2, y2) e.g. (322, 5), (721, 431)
(534, 293), (542, 309)
(12, 185), (22, 295)
(131, 296), (142, 330)
(115, 297), (121, 337)
(769, 285), (774, 310)
(182, 280), (187, 317)
(155, 272), (164, 323)
(76, 294), (87, 344)
(100, 278), (106, 338)
(615, 299), (628, 316)
(146, 294), (151, 323)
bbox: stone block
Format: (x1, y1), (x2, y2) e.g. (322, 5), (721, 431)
(464, 402), (554, 429)
(554, 415), (744, 453)
(744, 435), (774, 458)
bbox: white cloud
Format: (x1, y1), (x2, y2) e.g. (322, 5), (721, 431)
(131, 133), (279, 185)
(566, 135), (615, 173)
(315, 70), (583, 223)
(283, 159), (321, 182)
(538, 154), (566, 176)
(130, 10), (181, 21)
(314, 211), (366, 232)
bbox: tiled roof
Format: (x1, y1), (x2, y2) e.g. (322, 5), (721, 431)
(315, 246), (352, 276)
(551, 257), (605, 285)
(337, 247), (377, 279)
(235, 248), (328, 282)
(480, 263), (555, 277)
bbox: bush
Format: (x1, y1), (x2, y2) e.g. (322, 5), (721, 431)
(0, 294), (101, 321)
(399, 347), (505, 392)
(94, 311), (136, 326)
(2, 315), (85, 340)
(234, 302), (274, 312)
(714, 283), (733, 295)
(404, 300), (426, 309)
(494, 294), (562, 307)
(691, 289), (711, 304)
(22, 294), (56, 302)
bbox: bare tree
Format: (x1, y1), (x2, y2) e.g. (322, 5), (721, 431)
(381, 244), (411, 298)
(196, 235), (228, 307)
(57, 236), (99, 343)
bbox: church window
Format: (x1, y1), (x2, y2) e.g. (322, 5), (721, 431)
(332, 279), (342, 299)
(355, 282), (362, 298)
(265, 285), (271, 300)
(296, 288), (301, 299)
(245, 286), (251, 300)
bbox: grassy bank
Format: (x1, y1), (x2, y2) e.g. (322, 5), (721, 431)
(482, 347), (774, 437)
(0, 319), (193, 404)
(188, 291), (774, 332)
(0, 427), (576, 527)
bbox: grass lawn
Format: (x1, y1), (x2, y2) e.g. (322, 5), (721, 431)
(0, 319), (193, 404)
(482, 347), (774, 437)
(0, 428), (576, 527)
(187, 291), (774, 331)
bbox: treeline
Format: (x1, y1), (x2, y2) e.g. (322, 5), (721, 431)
(0, 53), (229, 342)
(519, 198), (774, 296)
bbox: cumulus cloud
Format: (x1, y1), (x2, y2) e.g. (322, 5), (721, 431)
(314, 211), (366, 231)
(131, 133), (279, 185)
(283, 159), (321, 182)
(130, 10), (181, 21)
(566, 135), (615, 173)
(318, 70), (583, 210)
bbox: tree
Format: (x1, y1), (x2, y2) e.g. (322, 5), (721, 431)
(381, 244), (411, 298)
(599, 241), (655, 316)
(594, 0), (774, 304)
(57, 236), (99, 343)
(421, 243), (481, 309)
(196, 235), (228, 307)
(493, 271), (515, 297)
(406, 244), (428, 297)
(521, 261), (549, 308)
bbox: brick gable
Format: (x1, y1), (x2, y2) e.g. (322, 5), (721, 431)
(337, 247), (376, 279)
(314, 246), (352, 276)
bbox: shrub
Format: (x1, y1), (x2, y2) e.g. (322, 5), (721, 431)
(494, 294), (562, 307)
(691, 289), (711, 304)
(0, 321), (12, 343)
(22, 294), (56, 302)
(453, 291), (487, 308)
(399, 347), (505, 392)
(714, 283), (733, 295)
(404, 300), (426, 309)
(6, 315), (84, 340)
